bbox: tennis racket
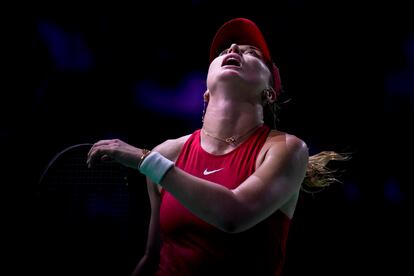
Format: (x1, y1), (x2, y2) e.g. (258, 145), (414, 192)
(34, 143), (138, 276)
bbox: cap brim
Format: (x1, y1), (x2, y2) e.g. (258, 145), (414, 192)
(209, 18), (271, 63)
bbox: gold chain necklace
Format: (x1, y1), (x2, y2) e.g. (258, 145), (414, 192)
(202, 123), (263, 146)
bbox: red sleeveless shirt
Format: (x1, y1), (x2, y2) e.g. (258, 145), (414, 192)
(155, 125), (291, 276)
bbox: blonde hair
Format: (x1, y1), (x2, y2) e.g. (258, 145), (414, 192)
(302, 151), (351, 193)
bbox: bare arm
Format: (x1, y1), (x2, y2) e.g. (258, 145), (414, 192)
(130, 177), (162, 276)
(160, 134), (308, 233)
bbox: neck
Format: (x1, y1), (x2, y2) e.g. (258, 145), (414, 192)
(202, 122), (262, 146)
(202, 98), (264, 147)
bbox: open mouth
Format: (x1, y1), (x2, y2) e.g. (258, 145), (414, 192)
(222, 54), (241, 67)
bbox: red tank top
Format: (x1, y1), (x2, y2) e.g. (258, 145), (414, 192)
(156, 125), (291, 276)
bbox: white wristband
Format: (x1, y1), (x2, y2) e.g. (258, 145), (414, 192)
(138, 151), (174, 185)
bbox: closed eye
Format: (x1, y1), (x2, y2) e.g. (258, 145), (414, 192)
(218, 46), (264, 61)
(243, 48), (263, 59)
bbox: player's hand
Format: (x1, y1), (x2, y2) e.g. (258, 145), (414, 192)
(87, 139), (141, 169)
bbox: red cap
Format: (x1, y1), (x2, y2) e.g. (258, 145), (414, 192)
(209, 18), (282, 96)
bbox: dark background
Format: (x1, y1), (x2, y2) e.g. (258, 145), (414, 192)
(3, 1), (413, 275)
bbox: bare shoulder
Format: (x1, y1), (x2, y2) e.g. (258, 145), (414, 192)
(268, 130), (308, 153)
(257, 130), (308, 168)
(152, 134), (192, 162)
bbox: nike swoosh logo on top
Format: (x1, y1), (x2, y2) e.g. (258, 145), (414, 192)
(203, 168), (224, 175)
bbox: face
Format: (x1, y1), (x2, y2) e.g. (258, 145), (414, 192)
(206, 44), (272, 95)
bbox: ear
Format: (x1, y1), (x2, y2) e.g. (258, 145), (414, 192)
(203, 90), (210, 102)
(263, 87), (277, 105)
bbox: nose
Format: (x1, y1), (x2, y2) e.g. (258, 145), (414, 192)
(227, 43), (241, 54)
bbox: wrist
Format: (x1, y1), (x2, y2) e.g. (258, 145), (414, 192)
(138, 151), (174, 185)
(137, 149), (151, 169)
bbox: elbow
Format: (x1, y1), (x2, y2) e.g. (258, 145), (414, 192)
(219, 220), (251, 234)
(208, 191), (255, 233)
(218, 221), (239, 233)
(216, 210), (252, 234)
(221, 225), (244, 234)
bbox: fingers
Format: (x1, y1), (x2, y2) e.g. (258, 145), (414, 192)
(87, 147), (103, 168)
(87, 139), (116, 157)
(87, 138), (134, 168)
(87, 141), (116, 168)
